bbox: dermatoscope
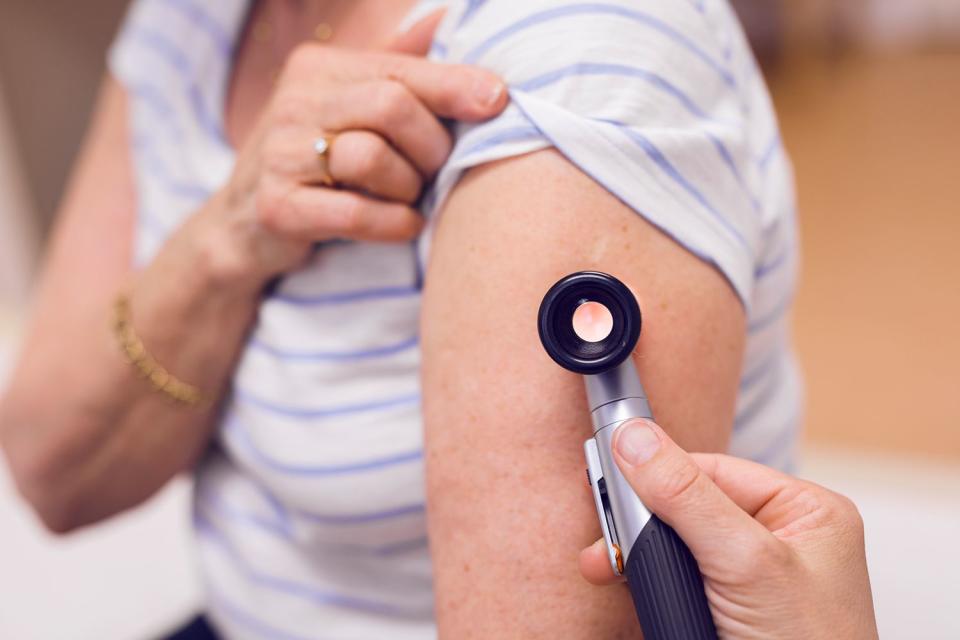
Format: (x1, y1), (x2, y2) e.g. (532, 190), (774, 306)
(538, 271), (718, 640)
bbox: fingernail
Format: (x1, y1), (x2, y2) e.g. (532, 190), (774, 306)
(616, 420), (661, 465)
(473, 75), (505, 107)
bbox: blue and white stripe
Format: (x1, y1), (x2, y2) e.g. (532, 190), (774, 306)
(110, 0), (800, 637)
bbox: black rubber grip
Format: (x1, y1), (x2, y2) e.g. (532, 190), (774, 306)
(624, 515), (718, 640)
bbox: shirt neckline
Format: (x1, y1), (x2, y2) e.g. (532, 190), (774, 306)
(212, 0), (444, 155)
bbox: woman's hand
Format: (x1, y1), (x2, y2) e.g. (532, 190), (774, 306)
(580, 419), (878, 640)
(201, 17), (507, 286)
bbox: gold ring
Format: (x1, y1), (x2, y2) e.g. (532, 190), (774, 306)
(313, 133), (337, 187)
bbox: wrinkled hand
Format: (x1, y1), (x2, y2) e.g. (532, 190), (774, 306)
(580, 419), (878, 640)
(201, 11), (507, 284)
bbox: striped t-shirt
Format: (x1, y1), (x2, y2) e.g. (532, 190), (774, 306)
(108, 0), (801, 637)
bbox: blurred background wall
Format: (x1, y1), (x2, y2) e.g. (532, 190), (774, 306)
(0, 1), (958, 638)
(765, 0), (960, 460)
(0, 0), (128, 234)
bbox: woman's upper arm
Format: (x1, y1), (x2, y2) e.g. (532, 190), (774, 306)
(36, 75), (135, 311)
(28, 75), (135, 337)
(1, 75), (133, 433)
(420, 149), (745, 637)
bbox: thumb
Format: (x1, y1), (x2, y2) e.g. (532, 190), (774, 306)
(612, 419), (769, 566)
(386, 9), (445, 56)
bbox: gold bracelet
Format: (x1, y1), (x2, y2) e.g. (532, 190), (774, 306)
(112, 292), (209, 408)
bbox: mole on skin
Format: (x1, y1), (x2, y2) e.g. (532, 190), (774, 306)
(572, 301), (614, 342)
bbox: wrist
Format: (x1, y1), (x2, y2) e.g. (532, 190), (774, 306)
(183, 191), (275, 298)
(130, 195), (266, 343)
(124, 207), (265, 392)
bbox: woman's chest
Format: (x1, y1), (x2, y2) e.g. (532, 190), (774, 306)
(233, 239), (424, 408)
(213, 239), (427, 533)
(223, 0), (426, 149)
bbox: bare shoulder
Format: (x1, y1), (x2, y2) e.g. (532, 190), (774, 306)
(423, 149), (745, 451)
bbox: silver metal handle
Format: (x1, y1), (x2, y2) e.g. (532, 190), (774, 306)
(584, 421), (655, 577)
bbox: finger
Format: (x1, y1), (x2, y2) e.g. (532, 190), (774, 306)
(579, 539), (624, 586)
(386, 9), (445, 55)
(319, 81), (452, 176)
(611, 419), (773, 564)
(315, 46), (507, 121)
(325, 131), (423, 203)
(695, 453), (859, 535)
(690, 452), (796, 518)
(258, 179), (423, 243)
(263, 128), (422, 202)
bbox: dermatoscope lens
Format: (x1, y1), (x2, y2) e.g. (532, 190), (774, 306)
(572, 301), (614, 342)
(538, 271), (642, 375)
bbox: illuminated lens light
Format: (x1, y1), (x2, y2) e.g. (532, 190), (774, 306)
(572, 301), (614, 343)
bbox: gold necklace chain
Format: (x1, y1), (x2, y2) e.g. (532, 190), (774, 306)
(253, 19), (333, 45)
(251, 1), (335, 80)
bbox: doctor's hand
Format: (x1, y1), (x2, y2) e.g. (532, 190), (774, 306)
(580, 419), (879, 640)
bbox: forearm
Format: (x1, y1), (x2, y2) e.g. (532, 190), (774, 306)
(0, 200), (263, 531)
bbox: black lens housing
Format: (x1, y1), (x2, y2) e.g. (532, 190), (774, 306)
(538, 271), (641, 375)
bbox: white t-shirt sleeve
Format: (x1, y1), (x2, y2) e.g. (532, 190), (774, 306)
(424, 0), (769, 306)
(106, 0), (152, 87)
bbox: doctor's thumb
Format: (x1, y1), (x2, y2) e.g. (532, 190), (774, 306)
(611, 419), (757, 561)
